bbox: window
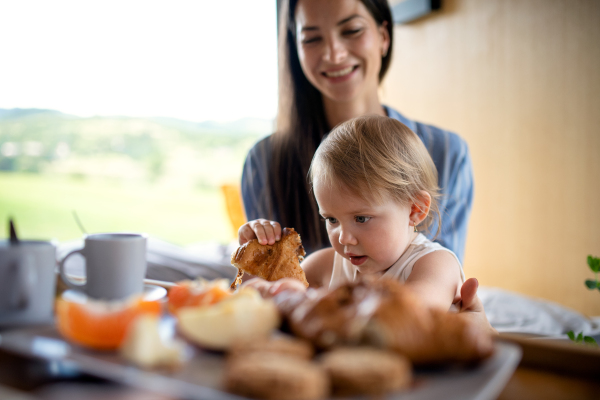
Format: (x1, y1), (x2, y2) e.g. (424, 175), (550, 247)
(0, 0), (277, 245)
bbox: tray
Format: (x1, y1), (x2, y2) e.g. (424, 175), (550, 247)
(0, 324), (521, 400)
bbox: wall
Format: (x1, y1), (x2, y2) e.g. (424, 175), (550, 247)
(382, 0), (600, 315)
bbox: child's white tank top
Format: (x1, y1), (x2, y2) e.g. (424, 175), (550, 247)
(327, 233), (465, 289)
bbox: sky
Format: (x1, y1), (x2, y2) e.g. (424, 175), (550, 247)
(0, 0), (278, 123)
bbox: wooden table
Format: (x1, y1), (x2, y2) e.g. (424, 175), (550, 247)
(1, 334), (599, 400)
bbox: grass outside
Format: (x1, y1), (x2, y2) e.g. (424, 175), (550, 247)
(0, 172), (235, 245)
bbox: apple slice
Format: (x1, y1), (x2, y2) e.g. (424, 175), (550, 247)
(177, 287), (280, 350)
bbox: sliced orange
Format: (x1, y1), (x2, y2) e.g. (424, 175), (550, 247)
(56, 295), (161, 351)
(168, 279), (232, 313)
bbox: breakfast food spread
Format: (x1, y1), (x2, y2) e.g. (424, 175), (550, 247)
(52, 228), (496, 400)
(230, 227), (308, 289)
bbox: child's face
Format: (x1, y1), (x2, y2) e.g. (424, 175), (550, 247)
(314, 180), (416, 276)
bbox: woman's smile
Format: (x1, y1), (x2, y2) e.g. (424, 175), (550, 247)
(322, 65), (358, 79)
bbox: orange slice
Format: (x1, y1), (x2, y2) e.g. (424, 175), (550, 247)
(56, 295), (161, 351)
(168, 279), (232, 313)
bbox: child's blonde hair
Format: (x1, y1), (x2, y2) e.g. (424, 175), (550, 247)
(309, 115), (441, 235)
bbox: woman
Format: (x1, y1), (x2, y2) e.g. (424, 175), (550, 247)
(241, 0), (473, 264)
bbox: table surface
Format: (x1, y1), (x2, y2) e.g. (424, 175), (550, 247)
(1, 337), (599, 400)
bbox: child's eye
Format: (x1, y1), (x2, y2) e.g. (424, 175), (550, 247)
(355, 216), (371, 223)
(325, 217), (338, 224)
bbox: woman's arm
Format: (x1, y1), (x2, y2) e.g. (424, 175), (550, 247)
(414, 122), (473, 264)
(404, 250), (462, 310)
(241, 137), (273, 222)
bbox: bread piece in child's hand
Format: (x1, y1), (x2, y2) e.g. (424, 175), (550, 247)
(230, 227), (308, 289)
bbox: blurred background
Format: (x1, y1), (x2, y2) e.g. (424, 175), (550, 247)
(1, 0), (599, 316)
(0, 0), (277, 244)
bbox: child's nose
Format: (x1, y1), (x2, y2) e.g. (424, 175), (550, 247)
(338, 227), (357, 246)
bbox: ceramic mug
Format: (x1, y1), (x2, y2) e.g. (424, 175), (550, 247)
(58, 233), (147, 300)
(0, 240), (57, 327)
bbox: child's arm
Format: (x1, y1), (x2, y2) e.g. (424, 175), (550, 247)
(404, 250), (462, 310)
(301, 247), (335, 288)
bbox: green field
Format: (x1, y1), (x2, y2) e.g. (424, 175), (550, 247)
(0, 172), (235, 245)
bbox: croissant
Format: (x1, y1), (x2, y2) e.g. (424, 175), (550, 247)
(230, 228), (308, 289)
(276, 278), (493, 365)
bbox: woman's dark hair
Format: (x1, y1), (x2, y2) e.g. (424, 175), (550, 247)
(268, 0), (394, 252)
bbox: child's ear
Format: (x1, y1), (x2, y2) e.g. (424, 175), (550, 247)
(410, 191), (431, 225)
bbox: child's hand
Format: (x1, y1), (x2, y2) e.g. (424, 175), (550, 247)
(241, 277), (306, 299)
(268, 278), (307, 297)
(240, 277), (275, 298)
(457, 278), (497, 335)
(238, 219), (282, 245)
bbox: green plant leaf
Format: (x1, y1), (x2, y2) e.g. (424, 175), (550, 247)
(585, 279), (598, 290)
(583, 336), (598, 346)
(577, 333), (583, 343)
(567, 331), (575, 341)
(588, 255), (600, 273)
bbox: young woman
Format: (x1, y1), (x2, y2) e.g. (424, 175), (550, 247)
(241, 0), (473, 264)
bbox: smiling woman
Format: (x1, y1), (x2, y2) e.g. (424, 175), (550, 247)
(294, 0), (390, 106)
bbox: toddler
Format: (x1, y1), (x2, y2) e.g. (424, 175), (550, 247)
(240, 115), (464, 310)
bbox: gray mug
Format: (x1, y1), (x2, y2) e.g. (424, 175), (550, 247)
(58, 233), (147, 300)
(0, 240), (57, 327)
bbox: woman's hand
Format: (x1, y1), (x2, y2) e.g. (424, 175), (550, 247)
(457, 278), (497, 335)
(238, 219), (282, 245)
(241, 277), (307, 299)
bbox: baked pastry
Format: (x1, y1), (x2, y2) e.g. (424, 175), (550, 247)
(284, 282), (372, 348)
(230, 227), (308, 289)
(229, 335), (314, 360)
(363, 279), (494, 364)
(319, 347), (412, 396)
(224, 352), (329, 400)
(277, 278), (494, 365)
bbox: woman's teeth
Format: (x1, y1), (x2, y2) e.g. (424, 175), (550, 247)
(324, 66), (354, 78)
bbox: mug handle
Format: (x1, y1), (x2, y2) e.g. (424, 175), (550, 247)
(58, 249), (87, 292)
(16, 253), (37, 310)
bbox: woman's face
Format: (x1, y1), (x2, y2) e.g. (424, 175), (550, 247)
(294, 0), (390, 104)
